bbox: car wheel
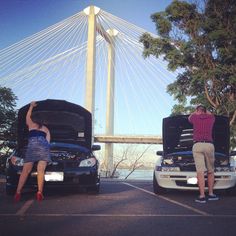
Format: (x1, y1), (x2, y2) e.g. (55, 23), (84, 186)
(6, 185), (16, 196)
(153, 172), (166, 194)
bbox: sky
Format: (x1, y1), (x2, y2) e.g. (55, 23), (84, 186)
(0, 0), (174, 49)
(0, 0), (179, 138)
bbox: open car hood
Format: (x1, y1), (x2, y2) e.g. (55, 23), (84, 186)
(17, 99), (92, 150)
(162, 115), (229, 156)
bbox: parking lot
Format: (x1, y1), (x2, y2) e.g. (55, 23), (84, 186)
(1, 177), (236, 236)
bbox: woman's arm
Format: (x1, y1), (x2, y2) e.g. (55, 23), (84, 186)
(26, 101), (37, 128)
(46, 128), (51, 143)
(43, 126), (51, 143)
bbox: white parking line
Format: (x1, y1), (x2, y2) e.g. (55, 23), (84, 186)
(1, 213), (236, 218)
(16, 199), (34, 216)
(122, 182), (210, 216)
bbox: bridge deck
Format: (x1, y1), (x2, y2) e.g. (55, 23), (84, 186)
(94, 135), (162, 144)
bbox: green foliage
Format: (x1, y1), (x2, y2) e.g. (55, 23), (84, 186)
(0, 86), (18, 173)
(140, 0), (236, 149)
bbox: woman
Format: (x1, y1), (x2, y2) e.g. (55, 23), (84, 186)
(14, 101), (51, 202)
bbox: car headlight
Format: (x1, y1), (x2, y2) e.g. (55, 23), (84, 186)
(161, 166), (180, 172)
(11, 156), (24, 166)
(79, 157), (96, 167)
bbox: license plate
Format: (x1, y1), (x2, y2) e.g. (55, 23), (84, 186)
(44, 172), (64, 182)
(187, 177), (198, 185)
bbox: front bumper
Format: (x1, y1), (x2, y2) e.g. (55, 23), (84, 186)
(154, 170), (236, 190)
(6, 166), (100, 189)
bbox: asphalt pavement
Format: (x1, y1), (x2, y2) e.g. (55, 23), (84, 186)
(1, 178), (236, 236)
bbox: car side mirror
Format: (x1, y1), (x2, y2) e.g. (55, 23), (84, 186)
(156, 151), (163, 156)
(92, 145), (101, 151)
(230, 151), (236, 156)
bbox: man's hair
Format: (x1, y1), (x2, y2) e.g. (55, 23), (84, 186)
(196, 105), (206, 113)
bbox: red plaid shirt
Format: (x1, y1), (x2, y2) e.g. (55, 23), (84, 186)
(188, 113), (215, 142)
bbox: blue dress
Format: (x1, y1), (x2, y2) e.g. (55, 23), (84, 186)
(24, 129), (51, 163)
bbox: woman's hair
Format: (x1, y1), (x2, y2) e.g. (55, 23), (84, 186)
(35, 121), (43, 129)
(32, 117), (44, 128)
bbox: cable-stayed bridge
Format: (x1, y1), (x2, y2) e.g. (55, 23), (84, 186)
(0, 5), (178, 175)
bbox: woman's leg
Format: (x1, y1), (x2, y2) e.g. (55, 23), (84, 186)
(37, 160), (47, 193)
(16, 162), (33, 194)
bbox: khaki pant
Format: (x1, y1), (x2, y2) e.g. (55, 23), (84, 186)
(192, 142), (215, 172)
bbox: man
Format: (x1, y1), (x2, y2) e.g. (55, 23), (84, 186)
(188, 105), (219, 203)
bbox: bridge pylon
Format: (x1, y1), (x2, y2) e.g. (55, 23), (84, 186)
(84, 6), (100, 135)
(104, 29), (118, 177)
(84, 6), (118, 177)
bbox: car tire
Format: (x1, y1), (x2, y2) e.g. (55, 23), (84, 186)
(6, 185), (16, 196)
(153, 172), (166, 194)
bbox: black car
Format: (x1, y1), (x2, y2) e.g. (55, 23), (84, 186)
(5, 99), (101, 195)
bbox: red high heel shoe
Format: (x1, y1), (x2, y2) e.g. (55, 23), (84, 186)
(14, 192), (21, 203)
(36, 191), (44, 202)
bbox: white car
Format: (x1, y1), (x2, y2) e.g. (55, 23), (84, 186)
(153, 115), (236, 194)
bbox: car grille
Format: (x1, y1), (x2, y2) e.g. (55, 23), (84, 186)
(48, 151), (86, 169)
(64, 161), (80, 168)
(176, 180), (208, 187)
(51, 152), (78, 161)
(178, 164), (196, 171)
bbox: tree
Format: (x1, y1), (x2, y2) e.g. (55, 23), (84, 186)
(108, 144), (152, 179)
(110, 145), (131, 178)
(0, 86), (18, 172)
(124, 144), (151, 179)
(140, 0), (236, 148)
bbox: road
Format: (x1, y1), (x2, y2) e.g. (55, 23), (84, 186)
(1, 178), (236, 236)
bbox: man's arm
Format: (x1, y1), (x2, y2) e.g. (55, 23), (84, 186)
(188, 110), (197, 123)
(206, 110), (212, 115)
